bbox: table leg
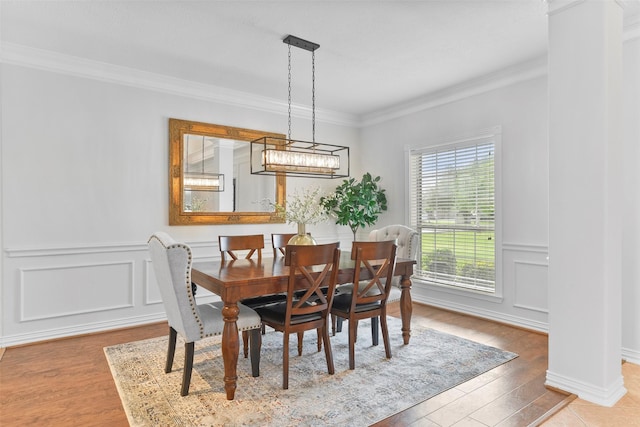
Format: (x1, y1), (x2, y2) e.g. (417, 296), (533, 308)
(399, 274), (413, 345)
(221, 302), (239, 400)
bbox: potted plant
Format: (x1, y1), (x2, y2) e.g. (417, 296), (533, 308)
(320, 172), (387, 241)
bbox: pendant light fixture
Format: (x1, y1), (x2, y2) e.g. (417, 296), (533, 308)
(251, 35), (350, 178)
(183, 135), (224, 192)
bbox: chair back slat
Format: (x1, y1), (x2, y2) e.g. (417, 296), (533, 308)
(219, 234), (264, 261)
(350, 240), (398, 310)
(271, 233), (296, 257)
(285, 243), (340, 322)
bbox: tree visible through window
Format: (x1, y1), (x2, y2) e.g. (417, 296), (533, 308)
(409, 135), (496, 292)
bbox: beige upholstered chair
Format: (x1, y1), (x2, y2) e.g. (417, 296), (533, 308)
(369, 224), (419, 301)
(369, 224), (419, 261)
(148, 232), (262, 396)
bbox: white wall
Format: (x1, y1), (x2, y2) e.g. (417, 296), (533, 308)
(361, 75), (551, 332)
(0, 63), (359, 346)
(622, 37), (640, 364)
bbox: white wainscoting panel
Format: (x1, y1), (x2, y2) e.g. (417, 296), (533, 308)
(20, 261), (134, 321)
(144, 259), (163, 306)
(514, 260), (549, 313)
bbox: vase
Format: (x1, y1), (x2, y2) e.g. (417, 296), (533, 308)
(287, 223), (317, 245)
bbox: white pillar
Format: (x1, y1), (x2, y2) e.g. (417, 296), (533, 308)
(546, 0), (626, 406)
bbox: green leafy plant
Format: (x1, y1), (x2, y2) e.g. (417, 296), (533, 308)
(320, 172), (387, 240)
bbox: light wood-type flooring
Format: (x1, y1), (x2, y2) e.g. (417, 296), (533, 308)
(1, 304), (574, 426)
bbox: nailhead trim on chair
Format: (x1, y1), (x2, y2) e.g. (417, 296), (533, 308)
(149, 236), (206, 339)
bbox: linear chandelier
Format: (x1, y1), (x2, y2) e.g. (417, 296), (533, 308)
(251, 35), (349, 178)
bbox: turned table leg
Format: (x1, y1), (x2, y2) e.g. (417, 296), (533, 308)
(221, 302), (239, 400)
(399, 274), (413, 345)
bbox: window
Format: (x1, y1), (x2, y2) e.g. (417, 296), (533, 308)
(408, 130), (499, 293)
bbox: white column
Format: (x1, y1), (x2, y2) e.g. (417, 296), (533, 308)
(546, 0), (626, 405)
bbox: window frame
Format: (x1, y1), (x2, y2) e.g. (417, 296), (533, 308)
(405, 126), (503, 299)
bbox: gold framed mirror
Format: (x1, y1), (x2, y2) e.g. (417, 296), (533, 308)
(169, 118), (286, 225)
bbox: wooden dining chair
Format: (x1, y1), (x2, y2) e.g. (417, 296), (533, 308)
(255, 243), (341, 389)
(330, 240), (397, 370)
(218, 234), (264, 262)
(148, 232), (262, 396)
(219, 234), (286, 348)
(271, 233), (296, 258)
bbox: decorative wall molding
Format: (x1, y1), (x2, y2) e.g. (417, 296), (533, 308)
(5, 239), (219, 258)
(623, 347), (640, 365)
(0, 42), (359, 128)
(546, 0), (587, 16)
(0, 312), (167, 348)
(1, 42), (552, 130)
(513, 260), (549, 314)
(5, 241), (148, 258)
(502, 242), (549, 253)
(411, 291), (549, 333)
(19, 261), (134, 321)
(361, 57), (548, 127)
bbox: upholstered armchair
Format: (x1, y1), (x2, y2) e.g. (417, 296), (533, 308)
(368, 224), (419, 261)
(369, 225), (419, 299)
(148, 232), (262, 396)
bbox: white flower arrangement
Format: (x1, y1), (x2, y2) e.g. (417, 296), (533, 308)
(275, 187), (328, 225)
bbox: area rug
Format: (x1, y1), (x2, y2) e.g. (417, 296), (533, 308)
(104, 317), (517, 426)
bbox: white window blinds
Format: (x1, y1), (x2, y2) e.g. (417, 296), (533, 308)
(409, 138), (496, 292)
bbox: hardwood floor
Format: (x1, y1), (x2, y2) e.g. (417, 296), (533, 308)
(0, 304), (568, 426)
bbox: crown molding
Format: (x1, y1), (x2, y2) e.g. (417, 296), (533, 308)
(361, 56), (548, 127)
(0, 42), (360, 128)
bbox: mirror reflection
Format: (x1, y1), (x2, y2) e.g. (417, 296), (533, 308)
(169, 118), (286, 225)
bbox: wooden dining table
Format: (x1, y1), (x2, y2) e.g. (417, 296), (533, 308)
(191, 251), (416, 400)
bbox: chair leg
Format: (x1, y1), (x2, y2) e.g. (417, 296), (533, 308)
(165, 327), (177, 373)
(297, 332), (304, 356)
(181, 342), (195, 396)
(322, 325), (335, 375)
(348, 319), (357, 370)
(242, 330), (249, 358)
(283, 333), (290, 390)
(380, 313), (392, 359)
(317, 328), (322, 352)
(335, 316), (343, 333)
(371, 316), (379, 346)
(249, 328), (261, 377)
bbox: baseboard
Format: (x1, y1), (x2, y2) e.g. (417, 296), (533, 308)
(622, 347), (640, 365)
(545, 370), (627, 407)
(411, 292), (549, 333)
(0, 313), (167, 348)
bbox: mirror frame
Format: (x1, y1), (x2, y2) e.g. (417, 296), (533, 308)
(169, 118), (286, 225)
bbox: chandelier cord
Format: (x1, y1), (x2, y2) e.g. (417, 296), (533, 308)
(312, 50), (316, 143)
(288, 44), (292, 142)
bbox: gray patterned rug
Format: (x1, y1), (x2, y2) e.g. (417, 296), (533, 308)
(104, 317), (517, 426)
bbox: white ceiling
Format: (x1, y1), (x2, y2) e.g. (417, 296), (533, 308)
(1, 1), (551, 117)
